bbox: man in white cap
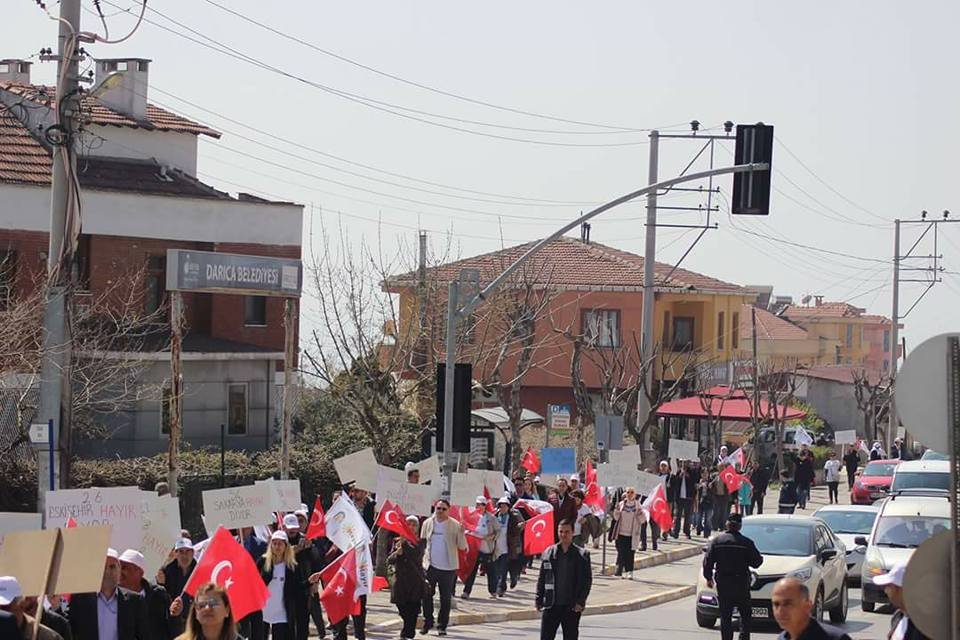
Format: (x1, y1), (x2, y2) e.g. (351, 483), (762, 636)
(160, 538), (195, 636)
(461, 496), (501, 600)
(68, 548), (148, 640)
(405, 461), (420, 484)
(875, 562), (930, 640)
(119, 549), (172, 639)
(0, 575), (63, 639)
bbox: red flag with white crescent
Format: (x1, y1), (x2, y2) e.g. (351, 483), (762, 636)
(720, 465), (743, 493)
(319, 547), (358, 625)
(522, 509), (555, 556)
(306, 497), (326, 540)
(521, 447), (540, 474)
(641, 483), (673, 533)
(183, 527), (270, 620)
(374, 500), (418, 544)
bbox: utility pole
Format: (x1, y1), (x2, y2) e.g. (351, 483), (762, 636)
(888, 219), (901, 452)
(281, 298), (297, 479)
(750, 305), (760, 465)
(637, 130), (659, 453)
(440, 280), (458, 500)
(37, 0), (82, 515)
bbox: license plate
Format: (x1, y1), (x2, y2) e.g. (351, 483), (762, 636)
(751, 606), (769, 618)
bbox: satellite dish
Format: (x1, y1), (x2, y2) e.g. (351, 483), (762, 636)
(903, 529), (952, 640)
(801, 294), (812, 305)
(894, 333), (959, 452)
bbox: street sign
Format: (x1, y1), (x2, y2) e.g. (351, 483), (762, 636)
(548, 404), (571, 434)
(732, 123), (774, 215)
(166, 249), (302, 297)
(895, 332), (958, 452)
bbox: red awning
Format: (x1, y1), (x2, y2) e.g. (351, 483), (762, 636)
(655, 394), (806, 422)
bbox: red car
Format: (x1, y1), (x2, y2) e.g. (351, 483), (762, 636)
(851, 459), (899, 504)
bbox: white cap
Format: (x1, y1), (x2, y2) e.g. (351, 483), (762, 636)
(497, 497), (510, 506)
(118, 549), (145, 572)
(282, 514), (301, 530)
(294, 509), (308, 518)
(174, 538), (194, 551)
(271, 530), (289, 543)
(0, 576), (22, 605)
(299, 503), (309, 513)
(106, 548), (119, 560)
(405, 461), (417, 473)
(569, 474), (579, 481)
(475, 496), (487, 505)
(873, 562), (907, 587)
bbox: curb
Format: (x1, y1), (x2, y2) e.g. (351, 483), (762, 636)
(367, 583), (697, 632)
(600, 543), (703, 576)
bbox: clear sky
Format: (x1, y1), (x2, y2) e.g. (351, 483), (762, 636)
(7, 0), (959, 353)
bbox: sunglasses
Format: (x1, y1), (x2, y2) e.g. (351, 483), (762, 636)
(435, 506), (448, 512)
(196, 599), (223, 610)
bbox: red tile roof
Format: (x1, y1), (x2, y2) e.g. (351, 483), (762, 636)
(0, 110), (50, 185)
(388, 237), (750, 294)
(741, 304), (808, 341)
(782, 301), (865, 320)
(0, 83), (220, 138)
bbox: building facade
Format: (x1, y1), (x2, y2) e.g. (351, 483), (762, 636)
(0, 58), (302, 457)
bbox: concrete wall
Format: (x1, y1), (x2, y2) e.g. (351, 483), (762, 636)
(85, 125), (199, 176)
(799, 377), (863, 435)
(75, 357), (279, 458)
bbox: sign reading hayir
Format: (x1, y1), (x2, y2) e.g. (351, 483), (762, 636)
(166, 249), (302, 297)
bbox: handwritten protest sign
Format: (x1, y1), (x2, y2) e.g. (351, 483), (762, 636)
(467, 469), (505, 501)
(0, 526), (111, 598)
(541, 448), (576, 474)
(0, 512), (41, 554)
(45, 486), (143, 551)
(636, 471), (664, 497)
(256, 479), (302, 513)
(411, 456), (441, 485)
(202, 484), (272, 532)
(538, 473), (558, 487)
(834, 430), (857, 445)
(450, 472), (484, 507)
(375, 471), (440, 516)
(333, 448), (379, 492)
(668, 439), (700, 462)
(595, 462), (637, 489)
(376, 465), (406, 486)
(141, 495), (181, 577)
(608, 444), (641, 465)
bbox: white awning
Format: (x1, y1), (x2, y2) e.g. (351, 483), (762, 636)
(471, 407), (544, 427)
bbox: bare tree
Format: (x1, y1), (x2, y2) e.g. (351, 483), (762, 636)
(852, 369), (892, 444)
(757, 359), (801, 473)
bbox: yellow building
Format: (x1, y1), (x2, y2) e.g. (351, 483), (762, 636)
(734, 303), (822, 368)
(780, 300), (871, 365)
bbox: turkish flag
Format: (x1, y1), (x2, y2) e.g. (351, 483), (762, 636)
(375, 500), (418, 545)
(306, 497), (326, 540)
(521, 447), (540, 474)
(449, 506), (481, 532)
(183, 527), (269, 621)
(456, 534), (482, 584)
(584, 460), (605, 512)
(523, 509), (555, 556)
(319, 547), (358, 625)
(642, 483), (673, 533)
(720, 465), (743, 493)
(725, 447), (746, 470)
(585, 459), (597, 486)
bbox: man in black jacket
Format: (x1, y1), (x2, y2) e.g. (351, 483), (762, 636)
(535, 519), (591, 640)
(794, 450), (815, 510)
(842, 446), (860, 490)
(703, 514), (763, 640)
(772, 578), (851, 639)
(69, 549), (148, 640)
(119, 549), (171, 640)
(750, 465), (770, 515)
(160, 538), (196, 637)
(671, 460), (699, 539)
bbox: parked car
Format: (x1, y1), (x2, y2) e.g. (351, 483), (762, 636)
(890, 459), (950, 493)
(812, 505), (879, 584)
(696, 515), (848, 628)
(857, 492), (951, 612)
(755, 426), (831, 464)
(850, 459), (899, 505)
(920, 449), (948, 461)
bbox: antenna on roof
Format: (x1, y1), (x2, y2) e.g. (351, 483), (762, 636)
(801, 294), (812, 306)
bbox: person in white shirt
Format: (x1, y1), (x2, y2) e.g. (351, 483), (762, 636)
(823, 451), (842, 504)
(256, 530), (308, 640)
(420, 499), (468, 636)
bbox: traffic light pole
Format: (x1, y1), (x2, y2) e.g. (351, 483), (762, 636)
(438, 160), (770, 500)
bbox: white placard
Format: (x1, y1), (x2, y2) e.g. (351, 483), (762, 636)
(140, 496), (181, 577)
(450, 472), (485, 507)
(595, 462), (636, 489)
(537, 473), (559, 488)
(896, 426), (906, 440)
(468, 469), (505, 501)
(377, 465), (407, 486)
(374, 472), (441, 516)
(834, 430), (857, 445)
(0, 513), (42, 553)
(256, 479), (302, 512)
(608, 445), (641, 465)
(333, 448), (380, 492)
(202, 484), (273, 532)
(412, 456), (441, 485)
(667, 438), (700, 462)
(45, 487), (143, 551)
(636, 471), (664, 497)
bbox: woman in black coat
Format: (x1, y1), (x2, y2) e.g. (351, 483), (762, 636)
(255, 531), (309, 640)
(387, 517), (426, 640)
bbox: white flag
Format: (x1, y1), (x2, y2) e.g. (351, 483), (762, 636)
(324, 494), (373, 596)
(794, 426), (814, 446)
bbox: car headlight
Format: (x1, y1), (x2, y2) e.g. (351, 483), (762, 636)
(788, 567), (813, 581)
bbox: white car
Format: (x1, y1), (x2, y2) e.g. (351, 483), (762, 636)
(889, 459), (950, 493)
(858, 492), (951, 612)
(696, 515), (849, 629)
(813, 504), (879, 583)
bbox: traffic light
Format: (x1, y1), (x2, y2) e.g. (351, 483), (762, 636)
(435, 363), (472, 453)
(732, 122), (774, 215)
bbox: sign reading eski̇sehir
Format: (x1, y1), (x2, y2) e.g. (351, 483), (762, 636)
(166, 249), (302, 297)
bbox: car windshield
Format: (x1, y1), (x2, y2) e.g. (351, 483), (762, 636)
(863, 463), (897, 477)
(874, 515), (950, 548)
(741, 523), (812, 557)
(816, 510), (877, 534)
(891, 472), (950, 491)
(921, 450), (948, 460)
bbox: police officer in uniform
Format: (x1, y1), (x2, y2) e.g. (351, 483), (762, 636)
(703, 513), (763, 640)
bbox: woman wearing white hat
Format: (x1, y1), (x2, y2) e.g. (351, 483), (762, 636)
(256, 531), (308, 640)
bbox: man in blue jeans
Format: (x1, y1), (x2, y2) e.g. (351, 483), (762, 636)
(420, 500), (468, 636)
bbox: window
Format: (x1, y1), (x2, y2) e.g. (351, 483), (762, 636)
(0, 250), (15, 311)
(835, 345), (842, 364)
(160, 384), (172, 435)
(583, 309), (621, 348)
(717, 311), (725, 350)
(228, 384), (248, 435)
(845, 324), (854, 348)
(244, 296), (267, 326)
(883, 329), (891, 353)
(145, 255), (167, 317)
(672, 317), (694, 351)
(731, 312), (740, 350)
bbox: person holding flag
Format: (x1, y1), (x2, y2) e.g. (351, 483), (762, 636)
(521, 447), (541, 474)
(311, 547), (358, 638)
(324, 493), (375, 640)
(420, 499), (468, 637)
(257, 530), (310, 640)
(535, 519), (592, 640)
(493, 497), (527, 594)
(387, 516), (427, 640)
(460, 496), (500, 600)
(612, 487), (646, 575)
